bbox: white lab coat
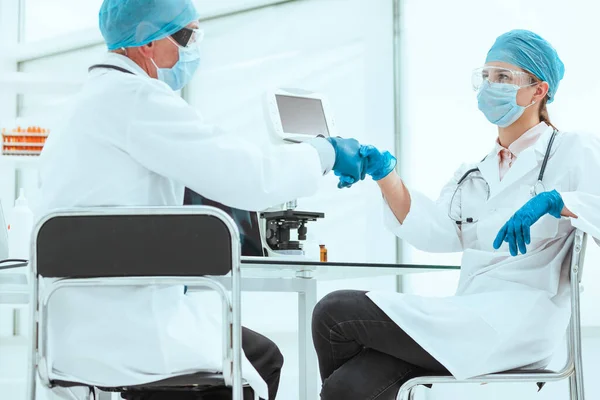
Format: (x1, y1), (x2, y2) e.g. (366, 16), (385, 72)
(36, 53), (325, 399)
(368, 125), (600, 380)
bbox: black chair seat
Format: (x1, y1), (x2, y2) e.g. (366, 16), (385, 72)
(489, 368), (554, 391)
(102, 372), (227, 392)
(500, 368), (553, 374)
(416, 368), (554, 391)
(54, 372), (255, 399)
(53, 372), (227, 392)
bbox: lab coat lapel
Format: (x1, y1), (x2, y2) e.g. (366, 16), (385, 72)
(477, 153), (500, 198)
(487, 127), (555, 200)
(492, 148), (538, 197)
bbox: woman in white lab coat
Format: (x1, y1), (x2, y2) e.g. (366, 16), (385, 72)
(312, 29), (600, 400)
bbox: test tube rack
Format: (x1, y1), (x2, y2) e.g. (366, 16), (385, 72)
(2, 127), (49, 156)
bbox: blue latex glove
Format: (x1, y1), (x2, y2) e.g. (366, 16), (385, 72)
(359, 145), (397, 180)
(493, 190), (564, 256)
(335, 172), (357, 189)
(326, 137), (366, 189)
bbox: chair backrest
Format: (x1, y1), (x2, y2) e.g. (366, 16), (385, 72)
(33, 207), (239, 279)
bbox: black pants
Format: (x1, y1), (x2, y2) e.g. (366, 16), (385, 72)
(312, 290), (449, 400)
(122, 328), (283, 400)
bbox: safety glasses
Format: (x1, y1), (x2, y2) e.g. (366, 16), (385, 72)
(170, 27), (204, 48)
(472, 66), (537, 91)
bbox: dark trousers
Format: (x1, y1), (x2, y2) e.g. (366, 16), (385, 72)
(122, 328), (283, 400)
(312, 290), (449, 400)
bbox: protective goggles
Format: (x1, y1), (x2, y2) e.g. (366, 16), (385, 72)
(170, 27), (204, 48)
(472, 66), (537, 91)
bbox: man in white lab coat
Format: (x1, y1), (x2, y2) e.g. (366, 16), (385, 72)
(36, 0), (366, 399)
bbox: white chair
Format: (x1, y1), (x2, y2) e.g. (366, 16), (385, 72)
(397, 229), (588, 400)
(28, 206), (250, 400)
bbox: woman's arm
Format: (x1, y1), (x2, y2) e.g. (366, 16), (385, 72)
(357, 145), (468, 253)
(376, 169), (465, 253)
(376, 172), (411, 224)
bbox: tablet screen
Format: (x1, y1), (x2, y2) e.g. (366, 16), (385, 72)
(276, 94), (330, 136)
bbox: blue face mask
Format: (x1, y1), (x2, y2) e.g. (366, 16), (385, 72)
(152, 44), (201, 91)
(477, 81), (535, 128)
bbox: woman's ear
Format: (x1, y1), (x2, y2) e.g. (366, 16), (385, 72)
(534, 81), (550, 102)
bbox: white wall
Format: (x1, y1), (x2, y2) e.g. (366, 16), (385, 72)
(18, 45), (106, 116)
(23, 0), (103, 42)
(0, 0), (21, 220)
(20, 0), (294, 43)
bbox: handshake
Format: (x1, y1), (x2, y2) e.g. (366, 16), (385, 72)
(326, 137), (397, 189)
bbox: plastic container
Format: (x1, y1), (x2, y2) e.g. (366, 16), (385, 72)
(7, 188), (34, 260)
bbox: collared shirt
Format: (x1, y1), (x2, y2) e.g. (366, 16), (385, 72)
(496, 122), (548, 180)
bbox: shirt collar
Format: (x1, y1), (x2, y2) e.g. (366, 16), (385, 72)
(494, 122), (549, 157)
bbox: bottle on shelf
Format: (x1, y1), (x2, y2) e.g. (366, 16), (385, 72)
(319, 244), (328, 262)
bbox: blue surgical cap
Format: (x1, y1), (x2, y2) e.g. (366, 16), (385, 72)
(99, 0), (200, 51)
(485, 30), (565, 103)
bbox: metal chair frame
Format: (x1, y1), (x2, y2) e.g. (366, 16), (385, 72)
(26, 207), (245, 400)
(397, 229), (588, 400)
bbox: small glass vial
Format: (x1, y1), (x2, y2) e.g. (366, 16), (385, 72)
(319, 244), (328, 262)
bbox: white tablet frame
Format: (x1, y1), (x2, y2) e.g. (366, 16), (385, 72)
(264, 88), (337, 143)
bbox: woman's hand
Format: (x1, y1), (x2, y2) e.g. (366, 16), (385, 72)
(332, 144), (398, 189)
(493, 190), (564, 256)
(360, 145), (397, 181)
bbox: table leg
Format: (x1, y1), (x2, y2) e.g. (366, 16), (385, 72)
(97, 392), (113, 400)
(298, 278), (318, 400)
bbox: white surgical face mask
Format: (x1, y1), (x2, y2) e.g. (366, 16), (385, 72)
(477, 81), (536, 128)
(151, 41), (201, 91)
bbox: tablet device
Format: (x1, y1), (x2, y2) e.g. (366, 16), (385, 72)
(264, 88), (337, 143)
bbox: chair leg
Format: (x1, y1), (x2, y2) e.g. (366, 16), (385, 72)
(408, 387), (417, 400)
(569, 375), (577, 400)
(396, 383), (414, 400)
(573, 366), (585, 400)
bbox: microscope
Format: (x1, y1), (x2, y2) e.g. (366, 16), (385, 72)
(260, 200), (324, 256)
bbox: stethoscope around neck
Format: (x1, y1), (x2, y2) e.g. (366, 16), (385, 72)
(449, 129), (558, 226)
